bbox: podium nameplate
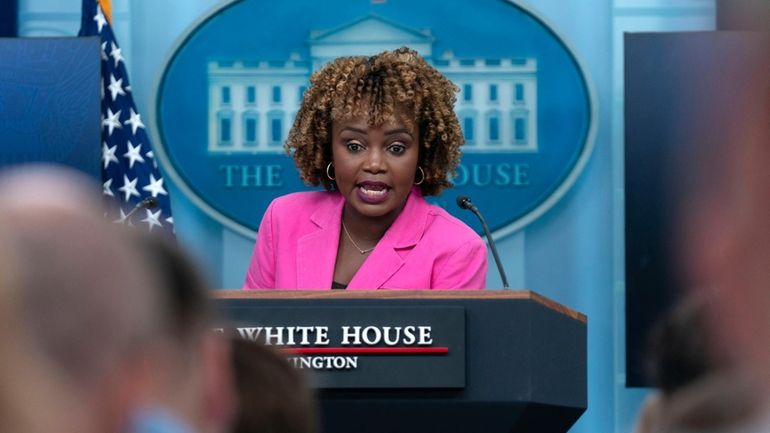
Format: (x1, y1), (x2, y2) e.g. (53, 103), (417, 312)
(218, 306), (465, 388)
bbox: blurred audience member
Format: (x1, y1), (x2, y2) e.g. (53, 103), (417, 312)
(676, 36), (770, 432)
(130, 233), (235, 433)
(230, 338), (318, 433)
(0, 165), (167, 433)
(0, 165), (235, 433)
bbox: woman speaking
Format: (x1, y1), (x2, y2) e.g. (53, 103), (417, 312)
(243, 47), (487, 290)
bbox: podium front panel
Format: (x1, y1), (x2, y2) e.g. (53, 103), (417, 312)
(213, 290), (586, 433)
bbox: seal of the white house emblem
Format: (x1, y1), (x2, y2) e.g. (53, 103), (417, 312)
(152, 0), (596, 238)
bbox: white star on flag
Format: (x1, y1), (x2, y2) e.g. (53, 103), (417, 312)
(124, 108), (145, 135)
(118, 174), (140, 202)
(103, 178), (114, 197)
(113, 208), (128, 224)
(142, 174), (167, 198)
(102, 142), (118, 169)
(109, 41), (123, 68)
(107, 74), (126, 101)
(146, 150), (157, 168)
(142, 208), (163, 231)
(100, 41), (108, 61)
(93, 8), (107, 33)
(102, 108), (122, 136)
(123, 141), (145, 169)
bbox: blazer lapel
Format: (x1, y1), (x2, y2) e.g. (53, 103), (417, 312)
(348, 188), (430, 289)
(296, 194), (344, 289)
(347, 246), (405, 290)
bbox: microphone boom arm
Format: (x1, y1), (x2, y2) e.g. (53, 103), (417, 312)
(457, 196), (510, 289)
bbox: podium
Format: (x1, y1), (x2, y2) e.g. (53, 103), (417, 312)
(212, 290), (586, 433)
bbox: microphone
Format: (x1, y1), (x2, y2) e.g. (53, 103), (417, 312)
(123, 196), (158, 224)
(456, 195), (510, 289)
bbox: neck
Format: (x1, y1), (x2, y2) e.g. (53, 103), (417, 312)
(341, 200), (408, 243)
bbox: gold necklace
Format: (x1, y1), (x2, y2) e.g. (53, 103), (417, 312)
(342, 221), (375, 254)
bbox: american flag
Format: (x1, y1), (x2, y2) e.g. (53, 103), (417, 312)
(79, 0), (174, 235)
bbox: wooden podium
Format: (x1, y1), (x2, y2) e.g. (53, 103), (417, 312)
(212, 290), (586, 433)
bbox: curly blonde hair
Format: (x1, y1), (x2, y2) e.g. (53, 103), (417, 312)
(285, 47), (464, 196)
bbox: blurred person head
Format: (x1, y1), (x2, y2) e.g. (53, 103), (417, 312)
(0, 223), (83, 433)
(130, 233), (235, 433)
(676, 39), (770, 393)
(0, 165), (168, 433)
(230, 338), (318, 433)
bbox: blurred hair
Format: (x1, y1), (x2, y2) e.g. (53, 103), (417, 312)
(645, 296), (718, 395)
(231, 338), (318, 433)
(131, 232), (212, 347)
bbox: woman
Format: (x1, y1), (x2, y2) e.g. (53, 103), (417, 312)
(244, 47), (487, 289)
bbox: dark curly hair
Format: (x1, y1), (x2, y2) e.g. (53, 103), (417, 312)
(285, 47), (464, 196)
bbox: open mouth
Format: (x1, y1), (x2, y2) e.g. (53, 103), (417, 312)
(356, 181), (390, 203)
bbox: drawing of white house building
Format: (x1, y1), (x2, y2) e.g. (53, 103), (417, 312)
(207, 15), (538, 154)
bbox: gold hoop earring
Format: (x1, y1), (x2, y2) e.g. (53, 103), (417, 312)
(326, 162), (335, 181)
(414, 166), (425, 185)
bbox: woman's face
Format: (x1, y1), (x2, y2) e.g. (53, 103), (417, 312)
(331, 114), (419, 221)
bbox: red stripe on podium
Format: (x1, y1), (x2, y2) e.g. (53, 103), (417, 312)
(283, 347), (449, 355)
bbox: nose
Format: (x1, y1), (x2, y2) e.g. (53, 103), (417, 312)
(363, 147), (386, 173)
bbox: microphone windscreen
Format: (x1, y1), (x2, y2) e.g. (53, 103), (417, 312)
(456, 195), (471, 210)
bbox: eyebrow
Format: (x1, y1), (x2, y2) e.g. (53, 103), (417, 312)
(340, 126), (414, 138)
(340, 126), (368, 135)
(384, 127), (414, 137)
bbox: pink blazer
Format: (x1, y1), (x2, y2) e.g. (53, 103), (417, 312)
(243, 188), (487, 290)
